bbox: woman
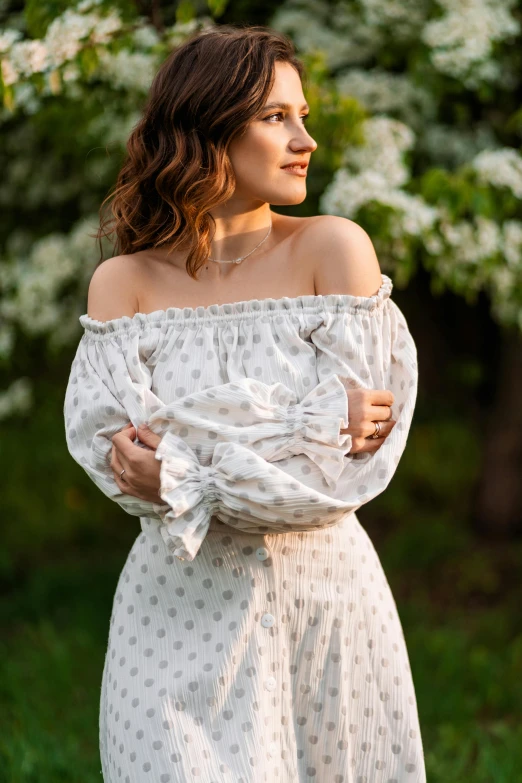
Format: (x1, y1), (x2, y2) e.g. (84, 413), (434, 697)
(64, 24), (426, 782)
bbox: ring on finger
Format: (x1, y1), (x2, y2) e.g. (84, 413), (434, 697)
(370, 421), (381, 439)
(120, 468), (126, 481)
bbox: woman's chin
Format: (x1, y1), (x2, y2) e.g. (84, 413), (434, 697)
(268, 188), (308, 206)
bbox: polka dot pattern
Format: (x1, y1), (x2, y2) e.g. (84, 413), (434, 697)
(145, 373), (352, 488)
(64, 274), (426, 781)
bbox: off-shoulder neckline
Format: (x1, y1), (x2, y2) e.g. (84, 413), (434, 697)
(79, 273), (393, 335)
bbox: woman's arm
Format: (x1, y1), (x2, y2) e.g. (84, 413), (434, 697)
(64, 260), (169, 519)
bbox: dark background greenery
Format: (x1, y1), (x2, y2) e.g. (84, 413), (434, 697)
(1, 1), (522, 782)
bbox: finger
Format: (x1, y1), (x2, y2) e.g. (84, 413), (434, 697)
(367, 389), (394, 407)
(115, 424), (137, 441)
(112, 428), (139, 462)
(110, 443), (134, 487)
(113, 471), (138, 496)
(112, 422), (134, 439)
(111, 446), (125, 481)
(348, 436), (386, 454)
(363, 420), (396, 438)
(137, 424), (162, 449)
(362, 437), (387, 453)
(370, 405), (394, 421)
(365, 419), (395, 439)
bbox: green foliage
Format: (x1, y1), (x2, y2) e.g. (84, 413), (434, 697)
(420, 167), (512, 223)
(207, 0), (230, 18)
(176, 0), (197, 24)
(24, 0), (138, 39)
(24, 0), (73, 39)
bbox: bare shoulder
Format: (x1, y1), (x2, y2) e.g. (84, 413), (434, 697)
(87, 254), (142, 321)
(296, 215), (383, 297)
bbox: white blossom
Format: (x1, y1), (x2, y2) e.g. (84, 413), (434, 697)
(360, 0), (429, 36)
(12, 82), (40, 114)
(502, 221), (522, 269)
(471, 148), (522, 199)
(164, 17), (215, 47)
(0, 28), (22, 54)
(132, 24), (161, 49)
(0, 216), (100, 338)
(439, 215), (501, 264)
(422, 0), (520, 85)
(77, 0), (104, 11)
(272, 0), (384, 68)
(90, 11), (122, 45)
(0, 377), (33, 419)
(62, 62), (81, 83)
(320, 114), (439, 239)
(7, 39), (50, 76)
(320, 169), (439, 237)
(45, 11), (101, 67)
(342, 116), (415, 188)
(95, 48), (157, 92)
(336, 68), (435, 126)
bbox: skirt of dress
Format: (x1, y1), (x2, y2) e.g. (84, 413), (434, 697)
(99, 512), (426, 783)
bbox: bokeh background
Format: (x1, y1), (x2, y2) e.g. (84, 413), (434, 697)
(1, 1), (522, 781)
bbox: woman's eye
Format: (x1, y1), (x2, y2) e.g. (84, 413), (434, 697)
(264, 113), (310, 123)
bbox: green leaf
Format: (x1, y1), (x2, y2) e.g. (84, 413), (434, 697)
(207, 0), (229, 17)
(176, 0), (197, 24)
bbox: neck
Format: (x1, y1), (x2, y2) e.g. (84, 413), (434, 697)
(208, 206), (273, 262)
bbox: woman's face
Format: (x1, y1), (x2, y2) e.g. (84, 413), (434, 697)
(227, 60), (318, 207)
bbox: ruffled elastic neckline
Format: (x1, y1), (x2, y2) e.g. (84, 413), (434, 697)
(80, 274), (393, 335)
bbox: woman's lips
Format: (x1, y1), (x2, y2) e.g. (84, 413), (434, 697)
(281, 164), (308, 177)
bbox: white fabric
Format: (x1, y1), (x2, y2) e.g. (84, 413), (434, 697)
(64, 273), (426, 782)
(154, 431), (353, 562)
(147, 373), (352, 486)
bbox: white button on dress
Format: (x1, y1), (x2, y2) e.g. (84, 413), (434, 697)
(64, 275), (426, 782)
(261, 612), (275, 628)
(264, 676), (277, 691)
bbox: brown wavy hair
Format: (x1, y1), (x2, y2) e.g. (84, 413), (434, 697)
(94, 24), (305, 279)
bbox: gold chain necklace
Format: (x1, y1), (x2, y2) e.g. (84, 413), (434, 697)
(206, 217), (272, 265)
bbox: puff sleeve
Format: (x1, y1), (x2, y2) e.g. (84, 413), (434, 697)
(63, 329), (170, 519)
(308, 277), (418, 506)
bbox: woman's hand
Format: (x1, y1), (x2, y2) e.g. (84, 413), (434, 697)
(342, 388), (396, 454)
(110, 423), (164, 503)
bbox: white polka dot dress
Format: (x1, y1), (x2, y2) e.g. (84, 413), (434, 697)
(63, 274), (426, 782)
